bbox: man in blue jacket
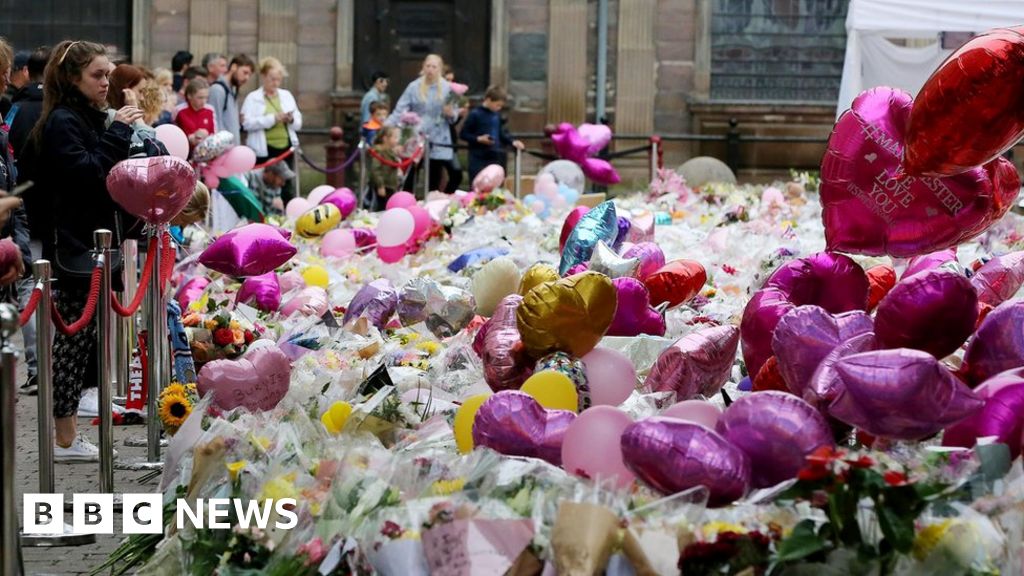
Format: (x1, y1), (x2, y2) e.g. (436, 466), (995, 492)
(459, 85), (524, 184)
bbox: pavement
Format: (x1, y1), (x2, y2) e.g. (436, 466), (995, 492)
(11, 333), (163, 576)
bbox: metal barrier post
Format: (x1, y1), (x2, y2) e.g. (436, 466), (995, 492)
(95, 230), (114, 493)
(358, 140), (368, 209)
(514, 147), (522, 200)
(0, 303), (21, 575)
(33, 261), (53, 495)
(116, 239), (137, 402)
(146, 232), (163, 463)
(649, 136), (661, 183)
(422, 140), (431, 198)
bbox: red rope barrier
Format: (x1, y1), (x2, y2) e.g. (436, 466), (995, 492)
(367, 144), (423, 169)
(161, 233), (175, 287)
(19, 287), (41, 327)
(111, 236), (158, 317)
(51, 267), (103, 336)
(252, 148), (294, 171)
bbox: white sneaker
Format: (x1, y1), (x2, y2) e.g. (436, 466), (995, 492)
(54, 435), (99, 463)
(77, 388), (125, 418)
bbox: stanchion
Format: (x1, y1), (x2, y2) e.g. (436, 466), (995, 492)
(422, 140), (431, 198)
(146, 231), (164, 464)
(0, 303), (22, 574)
(115, 239), (137, 402)
(514, 147), (523, 200)
(95, 230), (115, 494)
(649, 136), (661, 183)
(358, 140), (368, 209)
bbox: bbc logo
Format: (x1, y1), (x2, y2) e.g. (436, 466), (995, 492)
(24, 494), (163, 535)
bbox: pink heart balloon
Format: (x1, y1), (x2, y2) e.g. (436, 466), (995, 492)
(644, 325), (739, 401)
(805, 332), (877, 410)
(581, 157), (621, 186)
(820, 87), (1019, 258)
(106, 156), (197, 225)
(280, 286), (329, 318)
(472, 390), (576, 466)
(577, 123), (613, 156)
(473, 294), (535, 392)
(473, 164), (506, 194)
(236, 272), (281, 312)
(874, 269), (978, 360)
(902, 248), (957, 280)
(943, 368), (1024, 458)
(551, 123), (590, 163)
(199, 223), (297, 277)
(972, 251), (1024, 308)
(321, 188), (357, 219)
(197, 345), (291, 412)
(771, 306), (874, 398)
(277, 269), (306, 294)
(962, 300), (1024, 386)
(607, 277), (666, 337)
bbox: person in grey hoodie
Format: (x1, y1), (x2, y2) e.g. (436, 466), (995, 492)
(208, 54), (255, 145)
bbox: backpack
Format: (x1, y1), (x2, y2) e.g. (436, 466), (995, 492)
(212, 80), (232, 113)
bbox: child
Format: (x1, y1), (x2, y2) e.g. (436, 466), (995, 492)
(171, 181), (211, 228)
(459, 85), (524, 184)
(368, 125), (403, 211)
(361, 100), (388, 145)
(175, 77), (216, 149)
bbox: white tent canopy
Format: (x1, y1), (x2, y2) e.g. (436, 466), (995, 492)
(837, 0), (1024, 116)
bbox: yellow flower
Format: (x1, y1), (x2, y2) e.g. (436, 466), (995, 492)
(913, 520), (954, 561)
(401, 530), (421, 540)
(226, 460), (247, 482)
(431, 478), (466, 496)
(229, 320), (241, 330)
(161, 383), (187, 399)
(158, 392), (191, 430)
(203, 319), (218, 330)
(259, 473), (297, 502)
(415, 341), (441, 356)
(701, 521), (747, 539)
(251, 435), (272, 452)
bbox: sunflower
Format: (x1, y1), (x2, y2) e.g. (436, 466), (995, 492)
(161, 383), (187, 399)
(158, 392), (192, 432)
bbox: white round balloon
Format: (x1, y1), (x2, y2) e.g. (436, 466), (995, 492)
(538, 160), (585, 193)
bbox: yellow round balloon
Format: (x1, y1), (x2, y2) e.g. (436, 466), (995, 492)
(454, 393), (491, 453)
(521, 370), (579, 413)
(518, 263), (559, 296)
(320, 401), (353, 435)
(302, 265), (330, 289)
(296, 203), (342, 238)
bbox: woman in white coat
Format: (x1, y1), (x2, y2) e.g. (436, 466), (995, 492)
(241, 57), (302, 202)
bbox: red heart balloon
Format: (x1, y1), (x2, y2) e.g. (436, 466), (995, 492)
(905, 27), (1024, 177)
(820, 87), (1019, 258)
(643, 259), (706, 308)
(865, 265), (896, 311)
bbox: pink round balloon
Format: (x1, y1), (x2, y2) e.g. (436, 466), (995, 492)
(154, 124), (189, 160)
(285, 197), (313, 220)
(321, 188), (357, 218)
(376, 208), (415, 247)
(197, 345), (291, 412)
(307, 185), (334, 205)
(405, 205), (432, 240)
(219, 145), (257, 174)
(203, 173), (220, 189)
(582, 347), (637, 406)
(210, 155), (234, 178)
(320, 229), (357, 258)
(199, 223), (297, 277)
(386, 191), (417, 210)
(473, 164), (506, 194)
(377, 244), (407, 263)
(280, 286), (329, 318)
(106, 156), (197, 224)
(236, 272), (281, 312)
(561, 406), (635, 488)
(662, 400), (722, 429)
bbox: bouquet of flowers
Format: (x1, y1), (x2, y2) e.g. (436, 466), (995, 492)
(446, 82), (469, 109)
(157, 381), (199, 435)
(398, 111), (423, 158)
(182, 308), (259, 363)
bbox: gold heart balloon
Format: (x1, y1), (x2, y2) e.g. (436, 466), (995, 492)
(518, 263), (560, 296)
(516, 271), (617, 358)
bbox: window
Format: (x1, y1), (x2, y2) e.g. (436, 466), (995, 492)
(0, 0), (131, 61)
(711, 0), (849, 103)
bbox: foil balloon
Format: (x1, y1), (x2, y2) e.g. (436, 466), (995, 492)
(448, 246), (510, 273)
(175, 276), (210, 311)
(874, 268), (978, 359)
(771, 306), (874, 398)
(236, 272), (281, 312)
(607, 277), (666, 337)
(539, 160), (586, 194)
(550, 123), (620, 185)
(962, 301), (1024, 386)
(580, 157), (621, 185)
(471, 391), (576, 466)
(351, 228), (377, 250)
(191, 130), (234, 163)
(473, 164), (505, 194)
(741, 252), (868, 378)
(278, 269), (305, 294)
(199, 223), (297, 277)
(622, 242), (666, 280)
(820, 87), (1019, 257)
(621, 417), (750, 506)
(905, 27), (1024, 177)
(561, 406), (635, 488)
(342, 279), (398, 329)
(471, 256), (521, 317)
(614, 216), (631, 251)
(559, 200), (618, 276)
(559, 206), (590, 252)
(626, 213), (655, 244)
(516, 271), (617, 358)
(197, 345), (291, 412)
(902, 248), (957, 280)
(943, 368), (1024, 457)
(805, 332), (876, 410)
(320, 188), (357, 219)
(476, 294), (535, 392)
(866, 264), (896, 310)
(717, 391), (834, 488)
(280, 286), (329, 318)
(536, 352), (590, 411)
(518, 263), (559, 296)
(643, 259), (707, 308)
(827, 348), (983, 440)
(644, 325), (739, 401)
(566, 263), (589, 275)
(577, 123), (613, 155)
(588, 240), (639, 278)
(396, 277), (476, 338)
(106, 156), (197, 225)
(295, 203), (342, 238)
(972, 251), (1024, 307)
(752, 357), (787, 393)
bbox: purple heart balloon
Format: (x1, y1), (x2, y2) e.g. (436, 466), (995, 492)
(716, 391), (834, 488)
(621, 417), (750, 506)
(236, 272), (281, 312)
(972, 251), (1024, 308)
(902, 248), (957, 280)
(963, 300), (1024, 386)
(875, 268), (977, 359)
(472, 391), (576, 466)
(197, 345), (291, 412)
(199, 223), (297, 277)
(805, 332), (877, 410)
(741, 252), (868, 378)
(771, 305), (873, 397)
(343, 279), (398, 329)
(476, 295), (535, 391)
(828, 348), (983, 440)
(644, 325), (739, 401)
(607, 277), (666, 337)
(621, 242), (666, 281)
(943, 368), (1024, 457)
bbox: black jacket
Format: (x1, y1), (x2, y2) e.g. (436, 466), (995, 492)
(0, 125), (34, 275)
(8, 82), (43, 160)
(37, 103), (140, 283)
(459, 106), (514, 162)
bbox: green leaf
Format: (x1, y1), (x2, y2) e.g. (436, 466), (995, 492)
(875, 502), (915, 553)
(775, 519), (827, 562)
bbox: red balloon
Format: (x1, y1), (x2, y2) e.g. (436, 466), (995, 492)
(905, 27), (1024, 177)
(643, 259), (706, 308)
(752, 356), (788, 393)
(866, 265), (896, 311)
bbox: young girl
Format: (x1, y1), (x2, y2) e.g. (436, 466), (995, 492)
(175, 76), (216, 148)
(368, 125), (403, 211)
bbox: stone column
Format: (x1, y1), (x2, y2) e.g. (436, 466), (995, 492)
(693, 0), (712, 99)
(335, 0), (354, 92)
(131, 0), (150, 66)
(490, 0), (509, 88)
(614, 0), (656, 134)
(258, 0), (298, 90)
(546, 0), (587, 124)
(189, 0), (229, 58)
